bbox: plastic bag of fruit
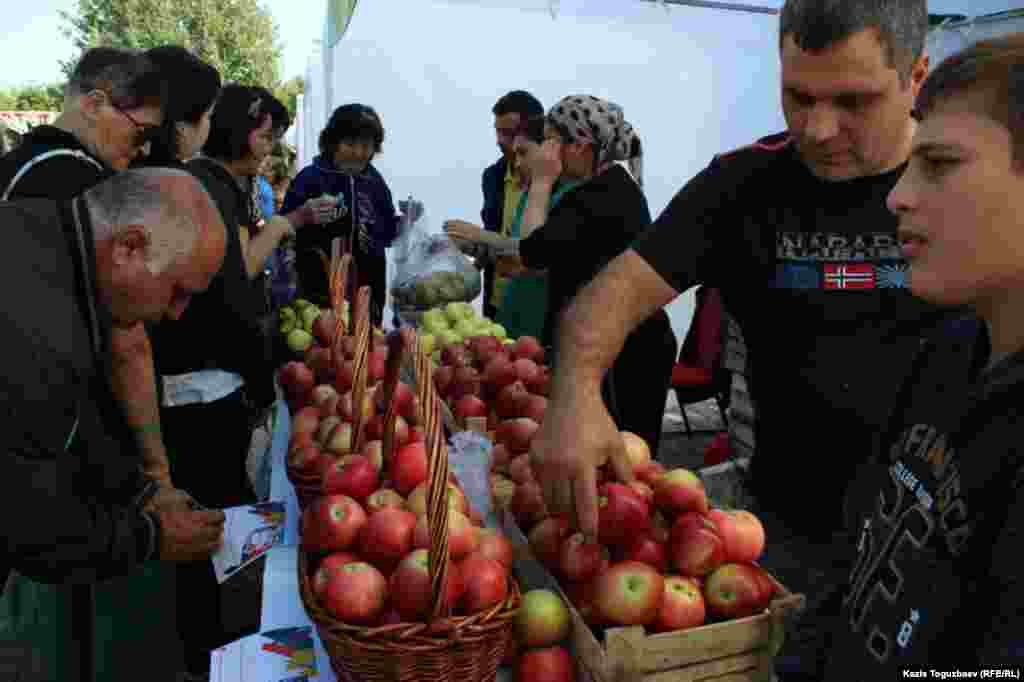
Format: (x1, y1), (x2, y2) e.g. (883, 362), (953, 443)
(448, 430), (498, 528)
(390, 202), (481, 309)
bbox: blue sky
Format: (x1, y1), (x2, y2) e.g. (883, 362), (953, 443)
(0, 0), (1017, 89)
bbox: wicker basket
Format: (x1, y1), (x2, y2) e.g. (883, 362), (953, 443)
(286, 247), (354, 511)
(298, 295), (520, 682)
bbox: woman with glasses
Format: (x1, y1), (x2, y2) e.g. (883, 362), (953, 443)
(445, 96), (677, 454)
(283, 103), (405, 326)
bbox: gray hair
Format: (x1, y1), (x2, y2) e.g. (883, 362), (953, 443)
(65, 47), (165, 112)
(779, 0), (929, 83)
(84, 168), (203, 274)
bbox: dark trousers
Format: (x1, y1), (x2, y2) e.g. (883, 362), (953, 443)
(604, 313), (678, 455)
(162, 390), (256, 674)
(296, 247), (387, 327)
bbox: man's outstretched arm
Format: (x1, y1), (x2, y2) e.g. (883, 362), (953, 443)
(532, 249), (680, 539)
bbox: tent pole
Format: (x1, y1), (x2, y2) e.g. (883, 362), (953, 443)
(639, 0), (778, 15)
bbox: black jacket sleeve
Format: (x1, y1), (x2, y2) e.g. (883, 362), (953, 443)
(631, 155), (737, 294)
(978, 463), (1024, 664)
(4, 156), (108, 201)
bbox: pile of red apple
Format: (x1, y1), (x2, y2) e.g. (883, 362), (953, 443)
(433, 335), (550, 434)
(509, 588), (576, 682)
(509, 434), (777, 633)
(278, 324), (518, 627)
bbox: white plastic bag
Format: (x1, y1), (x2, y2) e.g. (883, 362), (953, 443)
(389, 200), (481, 310)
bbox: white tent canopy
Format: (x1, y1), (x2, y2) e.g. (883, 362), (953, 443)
(295, 0), (1024, 338)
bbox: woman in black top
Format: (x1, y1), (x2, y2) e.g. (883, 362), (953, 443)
(446, 95), (677, 453)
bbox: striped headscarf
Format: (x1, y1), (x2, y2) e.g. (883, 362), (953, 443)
(547, 95), (643, 187)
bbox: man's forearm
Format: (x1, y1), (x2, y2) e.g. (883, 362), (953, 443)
(521, 180), (555, 237)
(552, 249), (679, 396)
(109, 326), (171, 485)
(244, 219), (290, 279)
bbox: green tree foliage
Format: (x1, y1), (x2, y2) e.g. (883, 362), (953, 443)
(272, 76), (304, 120)
(59, 0), (284, 87)
(0, 84), (65, 111)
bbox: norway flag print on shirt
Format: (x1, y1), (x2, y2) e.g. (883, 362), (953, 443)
(774, 231), (908, 291)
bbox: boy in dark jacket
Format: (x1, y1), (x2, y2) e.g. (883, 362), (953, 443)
(820, 34), (1024, 678)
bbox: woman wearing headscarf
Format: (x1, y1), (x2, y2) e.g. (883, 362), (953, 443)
(446, 95), (677, 453)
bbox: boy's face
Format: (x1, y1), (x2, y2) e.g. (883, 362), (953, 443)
(888, 93), (1024, 308)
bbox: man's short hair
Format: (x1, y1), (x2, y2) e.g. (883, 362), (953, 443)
(779, 0), (928, 82)
(66, 47), (166, 112)
(916, 34), (1024, 165)
(492, 91), (544, 120)
(84, 168), (203, 273)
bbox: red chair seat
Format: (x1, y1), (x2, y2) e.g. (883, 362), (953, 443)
(671, 363), (713, 387)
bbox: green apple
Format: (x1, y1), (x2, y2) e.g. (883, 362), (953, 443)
(279, 307), (296, 324)
(457, 302), (475, 320)
(432, 349), (442, 365)
(286, 328), (314, 353)
(420, 333), (436, 355)
(440, 329), (461, 347)
(490, 323), (508, 339)
(279, 319), (296, 336)
(300, 306), (321, 332)
(293, 298), (313, 311)
(454, 319), (477, 340)
(503, 339), (516, 346)
(421, 308), (449, 335)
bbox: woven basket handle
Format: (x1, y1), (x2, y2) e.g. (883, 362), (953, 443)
(377, 329), (408, 465)
(349, 286), (373, 456)
(408, 328), (453, 620)
(330, 252), (352, 372)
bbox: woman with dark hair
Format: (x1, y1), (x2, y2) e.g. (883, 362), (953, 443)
(147, 83), (322, 680)
(143, 45), (221, 164)
(283, 103), (407, 325)
(445, 95), (676, 454)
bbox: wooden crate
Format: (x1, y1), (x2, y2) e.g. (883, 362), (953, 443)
(502, 511), (805, 682)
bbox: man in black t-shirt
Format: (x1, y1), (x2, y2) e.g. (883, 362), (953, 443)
(530, 1), (955, 678)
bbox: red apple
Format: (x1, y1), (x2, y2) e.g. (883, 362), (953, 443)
(441, 343), (471, 368)
(513, 357), (540, 385)
(708, 509), (766, 563)
(495, 381), (531, 419)
(279, 361), (315, 398)
(512, 336), (545, 364)
(311, 311), (337, 347)
(656, 575), (706, 632)
(387, 382), (415, 416)
(508, 454), (534, 484)
(635, 461), (667, 486)
(287, 440), (321, 475)
(326, 421), (356, 457)
(669, 512), (726, 577)
(433, 365), (455, 398)
(362, 439), (385, 472)
(368, 348), (387, 383)
(593, 560), (664, 626)
(322, 454), (379, 500)
(389, 549), (434, 621)
(520, 394), (547, 425)
(482, 355), (518, 391)
(312, 551), (357, 598)
(516, 646), (573, 682)
(476, 528), (514, 568)
(492, 442), (513, 468)
(409, 425), (425, 443)
(337, 390), (374, 423)
(704, 562), (773, 620)
(322, 561), (388, 624)
(510, 481), (548, 529)
(619, 532), (667, 572)
(454, 395), (488, 424)
(528, 515), (572, 570)
(597, 482), (651, 547)
(359, 507), (418, 568)
(392, 441), (428, 496)
(366, 488), (405, 513)
(316, 415), (343, 447)
(515, 589), (570, 648)
(627, 481), (655, 505)
(334, 360), (355, 394)
(495, 418), (540, 454)
(468, 335), (502, 358)
(565, 579), (606, 627)
(292, 406), (322, 436)
(653, 468), (710, 516)
(559, 533), (610, 583)
(459, 555), (509, 614)
(413, 509), (478, 560)
(450, 366), (482, 401)
(302, 495), (366, 553)
(621, 431), (652, 470)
